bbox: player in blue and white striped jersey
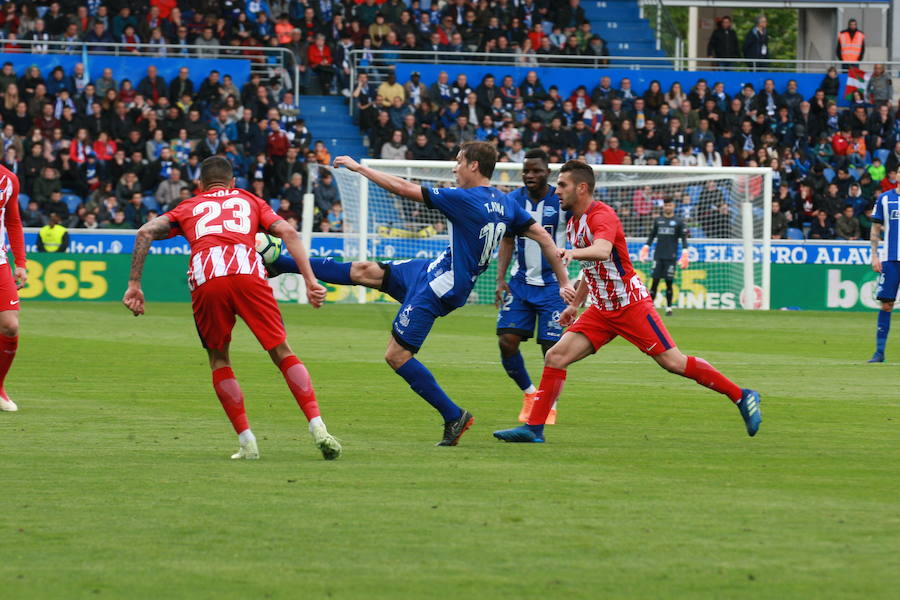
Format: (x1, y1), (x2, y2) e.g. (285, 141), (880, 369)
(495, 150), (569, 423)
(868, 187), (900, 362)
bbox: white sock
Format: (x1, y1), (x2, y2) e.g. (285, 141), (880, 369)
(238, 429), (255, 445)
(524, 385), (537, 394)
(308, 416), (324, 433)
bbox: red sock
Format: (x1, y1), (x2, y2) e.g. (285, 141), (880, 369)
(527, 367), (567, 426)
(212, 367), (250, 434)
(279, 355), (321, 421)
(683, 356), (742, 403)
(0, 335), (17, 396)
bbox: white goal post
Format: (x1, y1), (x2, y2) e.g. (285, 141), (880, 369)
(318, 160), (772, 310)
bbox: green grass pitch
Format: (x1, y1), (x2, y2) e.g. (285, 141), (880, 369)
(2, 302), (898, 599)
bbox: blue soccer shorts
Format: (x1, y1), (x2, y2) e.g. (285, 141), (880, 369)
(378, 259), (430, 303)
(875, 261), (900, 303)
(496, 277), (567, 344)
(382, 259), (453, 353)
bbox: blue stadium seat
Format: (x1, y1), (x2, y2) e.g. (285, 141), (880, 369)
(685, 185), (701, 202)
(823, 168), (835, 182)
(269, 198), (280, 211)
(786, 228), (805, 240)
(850, 168), (861, 180)
(875, 149), (890, 165)
(62, 194), (82, 213)
(18, 192), (29, 210)
(142, 196), (160, 212)
(235, 177), (249, 189)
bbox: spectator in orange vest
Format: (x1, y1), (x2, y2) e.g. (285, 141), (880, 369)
(836, 19), (865, 70)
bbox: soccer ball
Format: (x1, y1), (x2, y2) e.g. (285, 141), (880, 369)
(255, 233), (282, 264)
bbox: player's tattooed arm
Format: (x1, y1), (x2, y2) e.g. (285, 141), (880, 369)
(124, 216), (171, 316)
(129, 217), (171, 283)
(870, 222), (883, 273)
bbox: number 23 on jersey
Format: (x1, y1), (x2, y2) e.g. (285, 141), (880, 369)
(193, 197), (252, 238)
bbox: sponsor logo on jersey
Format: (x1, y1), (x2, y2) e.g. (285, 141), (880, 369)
(543, 205), (557, 218)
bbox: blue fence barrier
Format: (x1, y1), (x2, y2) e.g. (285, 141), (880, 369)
(395, 64), (852, 108)
(0, 53), (251, 89)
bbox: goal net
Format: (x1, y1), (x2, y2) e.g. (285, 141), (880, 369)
(323, 160), (772, 310)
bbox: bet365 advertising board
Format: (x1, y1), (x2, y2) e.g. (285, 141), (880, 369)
(18, 231), (898, 311)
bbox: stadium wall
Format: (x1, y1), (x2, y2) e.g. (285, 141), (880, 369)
(19, 231), (897, 311)
(393, 64), (846, 107)
(0, 54), (252, 88)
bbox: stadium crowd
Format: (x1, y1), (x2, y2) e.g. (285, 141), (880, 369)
(0, 0), (887, 243)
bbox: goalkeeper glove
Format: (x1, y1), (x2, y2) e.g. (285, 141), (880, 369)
(638, 245), (650, 262)
(678, 249), (689, 269)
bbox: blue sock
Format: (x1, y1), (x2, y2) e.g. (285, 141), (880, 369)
(310, 257), (354, 285)
(501, 352), (532, 391)
(876, 310), (891, 354)
(395, 358), (463, 422)
(271, 255), (300, 275)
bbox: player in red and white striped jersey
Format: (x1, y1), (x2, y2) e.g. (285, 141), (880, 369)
(566, 200), (650, 311)
(0, 164), (27, 412)
(123, 157), (342, 460)
(494, 161), (762, 443)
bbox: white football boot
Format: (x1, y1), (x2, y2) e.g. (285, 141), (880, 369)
(0, 392), (17, 412)
(231, 437), (260, 460)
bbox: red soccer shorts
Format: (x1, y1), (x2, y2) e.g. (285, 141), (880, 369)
(567, 298), (675, 356)
(0, 265), (20, 311)
(191, 274), (286, 351)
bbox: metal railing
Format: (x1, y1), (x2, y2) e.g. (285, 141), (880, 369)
(0, 38), (300, 99)
(348, 48), (894, 83)
(638, 0), (686, 67)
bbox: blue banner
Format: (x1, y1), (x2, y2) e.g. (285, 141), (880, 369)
(0, 53), (251, 89)
(395, 64), (851, 108)
(22, 230), (877, 266)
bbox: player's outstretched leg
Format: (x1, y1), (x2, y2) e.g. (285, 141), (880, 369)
(655, 350), (761, 437)
(269, 255), (389, 290)
(270, 343), (341, 460)
(210, 358), (258, 460)
(494, 332), (593, 443)
(0, 311), (19, 412)
(387, 339), (473, 446)
(869, 304), (891, 362)
(498, 333), (538, 422)
(270, 255), (355, 285)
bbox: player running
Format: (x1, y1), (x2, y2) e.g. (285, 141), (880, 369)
(495, 149), (568, 424)
(868, 186), (899, 362)
(639, 197), (689, 316)
(493, 161), (762, 443)
(122, 157), (342, 461)
(0, 164), (26, 412)
(279, 142), (573, 446)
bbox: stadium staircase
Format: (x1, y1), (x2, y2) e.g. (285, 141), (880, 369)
(582, 0), (669, 64)
(299, 95), (369, 161)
